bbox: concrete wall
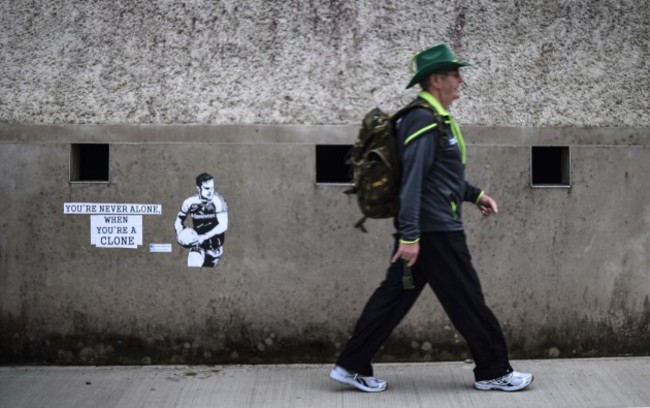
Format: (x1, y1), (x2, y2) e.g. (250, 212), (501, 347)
(1, 125), (648, 364)
(1, 0), (648, 127)
(1, 0), (649, 364)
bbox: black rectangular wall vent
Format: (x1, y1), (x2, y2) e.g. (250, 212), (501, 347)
(315, 145), (352, 184)
(70, 144), (110, 182)
(531, 146), (570, 187)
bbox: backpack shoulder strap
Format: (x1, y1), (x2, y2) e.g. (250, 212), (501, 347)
(391, 100), (447, 146)
(391, 100), (433, 123)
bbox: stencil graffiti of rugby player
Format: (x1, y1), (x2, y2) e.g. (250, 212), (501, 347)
(174, 173), (229, 267)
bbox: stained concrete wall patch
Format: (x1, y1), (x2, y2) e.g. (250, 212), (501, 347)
(174, 173), (228, 268)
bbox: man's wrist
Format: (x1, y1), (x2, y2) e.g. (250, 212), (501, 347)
(475, 190), (485, 204)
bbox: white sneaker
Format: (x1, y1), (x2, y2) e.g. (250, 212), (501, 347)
(474, 371), (533, 392)
(329, 365), (387, 393)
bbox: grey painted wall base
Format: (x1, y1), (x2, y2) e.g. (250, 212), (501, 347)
(1, 124), (649, 365)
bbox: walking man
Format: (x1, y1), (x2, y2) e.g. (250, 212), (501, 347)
(329, 43), (533, 393)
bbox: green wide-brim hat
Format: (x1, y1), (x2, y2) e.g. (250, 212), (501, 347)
(406, 43), (471, 89)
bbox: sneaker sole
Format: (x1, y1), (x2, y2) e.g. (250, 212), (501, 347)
(474, 376), (534, 392)
(329, 370), (387, 393)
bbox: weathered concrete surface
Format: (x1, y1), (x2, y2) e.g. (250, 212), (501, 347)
(1, 358), (650, 408)
(1, 0), (648, 127)
(1, 125), (649, 364)
(464, 144), (650, 358)
(1, 0), (649, 366)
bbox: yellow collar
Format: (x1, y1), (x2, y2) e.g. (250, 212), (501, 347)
(416, 91), (466, 164)
(418, 91), (449, 116)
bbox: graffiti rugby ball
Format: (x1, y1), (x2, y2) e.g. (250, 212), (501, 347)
(177, 228), (199, 248)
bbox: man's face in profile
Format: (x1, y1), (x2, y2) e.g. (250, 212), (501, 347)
(197, 179), (215, 201)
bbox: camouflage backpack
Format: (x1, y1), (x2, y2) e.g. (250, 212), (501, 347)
(344, 101), (441, 232)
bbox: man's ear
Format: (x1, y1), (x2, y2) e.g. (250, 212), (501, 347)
(422, 74), (436, 92)
(428, 74), (441, 90)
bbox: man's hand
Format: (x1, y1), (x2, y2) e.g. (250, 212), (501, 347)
(391, 242), (420, 267)
(477, 194), (498, 217)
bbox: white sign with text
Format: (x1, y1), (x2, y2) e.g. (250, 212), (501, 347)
(90, 215), (143, 248)
(64, 203), (161, 215)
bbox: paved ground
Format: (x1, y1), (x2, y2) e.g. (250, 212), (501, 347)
(1, 357), (649, 408)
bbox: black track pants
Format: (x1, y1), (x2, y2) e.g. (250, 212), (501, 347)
(335, 231), (513, 381)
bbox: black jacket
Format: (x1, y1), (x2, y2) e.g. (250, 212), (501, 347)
(395, 96), (483, 242)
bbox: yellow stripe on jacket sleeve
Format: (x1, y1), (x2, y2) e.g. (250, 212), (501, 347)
(404, 123), (437, 146)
